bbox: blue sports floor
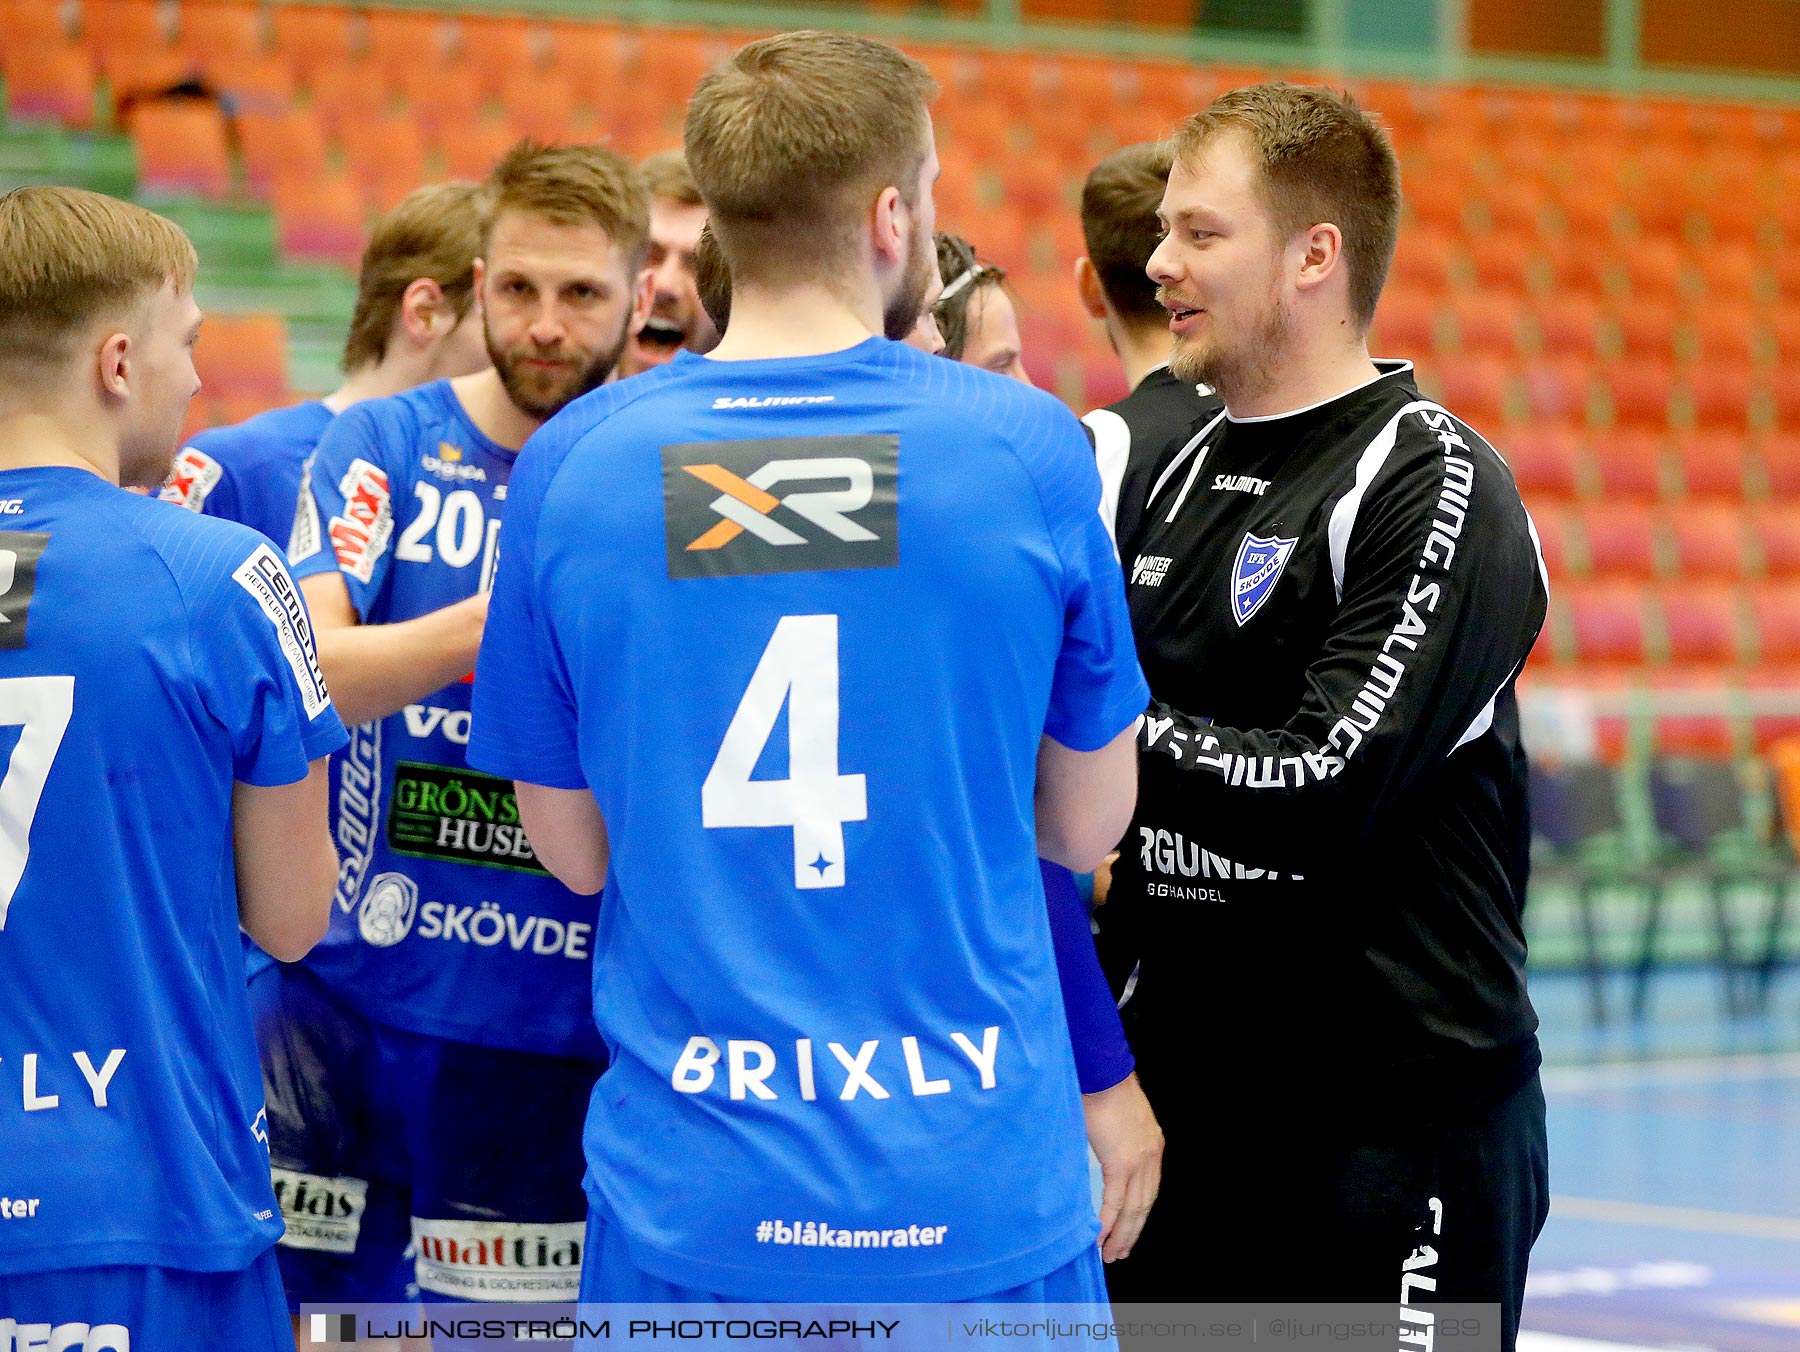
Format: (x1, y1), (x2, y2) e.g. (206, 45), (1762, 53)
(1517, 969), (1800, 1352)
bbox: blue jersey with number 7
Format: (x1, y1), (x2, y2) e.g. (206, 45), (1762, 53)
(0, 466), (346, 1276)
(469, 340), (1150, 1301)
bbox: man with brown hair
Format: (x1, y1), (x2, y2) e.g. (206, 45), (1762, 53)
(259, 141), (652, 1321)
(158, 181), (491, 542)
(1102, 83), (1549, 1344)
(1074, 141), (1221, 556)
(469, 30), (1152, 1309)
(618, 149), (721, 375)
(0, 186), (342, 1346)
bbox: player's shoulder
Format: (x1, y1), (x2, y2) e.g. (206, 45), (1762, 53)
(1352, 366), (1522, 507)
(317, 381), (445, 459)
(123, 485), (287, 600)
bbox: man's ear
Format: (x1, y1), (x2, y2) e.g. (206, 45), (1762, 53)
(1293, 223), (1344, 296)
(871, 185), (906, 269)
(630, 266), (655, 337)
(398, 277), (447, 347)
(1074, 256), (1109, 320)
(97, 330), (132, 402)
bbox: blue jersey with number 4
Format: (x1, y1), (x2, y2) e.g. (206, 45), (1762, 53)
(0, 467), (346, 1276)
(469, 340), (1151, 1300)
(289, 379), (603, 1058)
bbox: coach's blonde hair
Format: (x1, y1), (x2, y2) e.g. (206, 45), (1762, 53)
(1173, 83), (1400, 334)
(0, 186), (197, 378)
(639, 150), (703, 210)
(341, 180), (487, 374)
(482, 140), (651, 272)
(683, 30), (937, 287)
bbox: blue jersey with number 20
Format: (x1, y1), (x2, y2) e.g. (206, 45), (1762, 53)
(0, 467), (346, 1276)
(470, 340), (1150, 1301)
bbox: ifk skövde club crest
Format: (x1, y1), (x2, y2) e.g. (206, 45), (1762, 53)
(1232, 532), (1298, 626)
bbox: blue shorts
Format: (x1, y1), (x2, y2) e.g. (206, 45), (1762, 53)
(576, 1206), (1114, 1350)
(251, 964), (602, 1307)
(0, 1249), (292, 1351)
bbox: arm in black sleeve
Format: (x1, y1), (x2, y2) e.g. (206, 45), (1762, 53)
(1137, 412), (1548, 871)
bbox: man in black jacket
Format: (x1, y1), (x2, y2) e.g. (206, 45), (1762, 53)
(1102, 84), (1549, 1352)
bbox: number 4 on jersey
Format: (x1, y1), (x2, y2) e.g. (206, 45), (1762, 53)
(702, 614), (866, 889)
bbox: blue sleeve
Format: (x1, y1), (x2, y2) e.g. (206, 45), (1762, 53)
(287, 402), (403, 619)
(1043, 859), (1134, 1094)
(1033, 403), (1152, 751)
(188, 533), (349, 784)
(467, 419), (585, 790)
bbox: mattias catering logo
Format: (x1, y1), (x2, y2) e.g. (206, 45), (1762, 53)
(662, 434), (898, 579)
(1231, 532), (1297, 626)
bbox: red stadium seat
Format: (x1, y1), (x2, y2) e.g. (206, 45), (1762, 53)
(131, 102), (231, 198)
(1749, 505), (1800, 578)
(1520, 358), (1594, 425)
(1669, 430), (1752, 502)
(237, 107), (328, 196)
(1658, 582), (1746, 666)
(1599, 360), (1675, 430)
(1645, 669), (1741, 757)
(498, 65), (581, 143)
(1588, 429), (1667, 500)
(1539, 236), (1608, 299)
(272, 170), (366, 268)
(1665, 504), (1748, 578)
(1684, 367), (1756, 434)
(1388, 228), (1459, 293)
(1430, 355), (1514, 426)
(1368, 289), (1439, 357)
(1577, 500), (1660, 578)
(1608, 297), (1680, 362)
(1536, 295), (1603, 360)
(1561, 581), (1652, 667)
(1465, 233), (1540, 295)
(1447, 294), (1524, 359)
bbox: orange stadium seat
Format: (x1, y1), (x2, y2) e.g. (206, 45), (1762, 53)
(498, 66), (580, 143)
(0, 0), (70, 56)
(1670, 430), (1753, 502)
(1645, 669), (1740, 758)
(1686, 367), (1756, 434)
(237, 107), (328, 195)
(1658, 582), (1746, 667)
(1687, 306), (1759, 369)
(178, 2), (266, 68)
(1748, 585), (1800, 666)
(1508, 427), (1584, 504)
(4, 42), (95, 127)
(211, 56), (298, 112)
(1536, 295), (1604, 360)
(131, 102), (231, 198)
(391, 59), (487, 139)
(81, 0), (168, 74)
(108, 50), (201, 107)
(1577, 500), (1660, 578)
(1600, 361), (1675, 430)
(1540, 237), (1608, 300)
(1532, 505), (1573, 577)
(1609, 297), (1681, 362)
(306, 58), (392, 133)
(272, 169), (366, 267)
(459, 13), (541, 97)
(196, 314), (289, 403)
(338, 111), (428, 213)
(1388, 229), (1459, 293)
(1448, 294), (1525, 359)
(1770, 370), (1800, 431)
(1692, 244), (1762, 305)
(1749, 506), (1800, 578)
(1561, 581), (1652, 667)
(1773, 310), (1800, 369)
(1666, 504), (1749, 578)
(1520, 358), (1593, 425)
(1369, 289), (1439, 358)
(1589, 429), (1667, 499)
(1431, 356), (1515, 426)
(1466, 234), (1538, 296)
(439, 118), (517, 183)
(364, 8), (453, 74)
(270, 4), (357, 81)
(1759, 438), (1800, 501)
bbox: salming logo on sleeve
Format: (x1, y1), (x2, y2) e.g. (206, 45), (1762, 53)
(328, 458), (394, 583)
(232, 543), (332, 720)
(158, 447), (222, 513)
(662, 435), (898, 579)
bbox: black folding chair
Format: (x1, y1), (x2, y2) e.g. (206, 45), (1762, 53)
(1530, 760), (1638, 1025)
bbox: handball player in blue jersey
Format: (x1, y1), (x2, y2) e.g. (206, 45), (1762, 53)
(158, 181), (491, 544)
(470, 32), (1150, 1311)
(269, 142), (654, 1319)
(0, 187), (343, 1348)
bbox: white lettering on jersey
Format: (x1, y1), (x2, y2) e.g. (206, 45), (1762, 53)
(711, 395), (836, 410)
(402, 704), (472, 744)
(1137, 827), (1303, 883)
(289, 459), (321, 562)
(1211, 473), (1269, 496)
(1130, 554), (1173, 587)
(158, 446), (223, 513)
(0, 1196), (41, 1218)
(669, 1029), (1003, 1101)
(0, 1049), (127, 1114)
(0, 501), (24, 516)
(327, 458), (393, 583)
(394, 482), (494, 572)
(412, 901), (591, 959)
(0, 1322), (131, 1349)
(232, 543), (332, 720)
(422, 442), (488, 482)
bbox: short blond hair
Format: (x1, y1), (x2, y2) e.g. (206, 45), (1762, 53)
(482, 140), (651, 273)
(639, 150), (702, 209)
(0, 186), (197, 378)
(342, 180), (487, 373)
(1172, 84), (1399, 333)
(684, 30), (937, 286)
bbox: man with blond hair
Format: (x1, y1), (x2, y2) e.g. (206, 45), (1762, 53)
(159, 181), (491, 544)
(470, 31), (1151, 1311)
(0, 186), (343, 1346)
(261, 141), (653, 1317)
(618, 149), (720, 375)
(1103, 84), (1548, 1343)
